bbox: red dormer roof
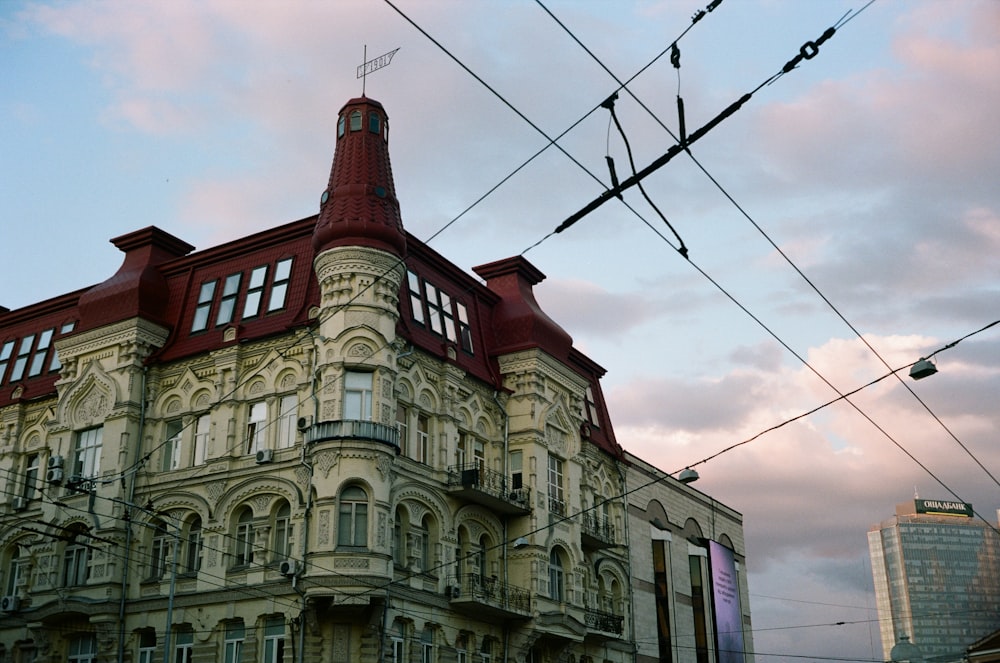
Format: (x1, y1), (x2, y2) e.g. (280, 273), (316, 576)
(473, 256), (573, 361)
(77, 226), (194, 332)
(313, 96), (406, 257)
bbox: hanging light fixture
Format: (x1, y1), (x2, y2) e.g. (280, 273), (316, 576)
(909, 357), (938, 380)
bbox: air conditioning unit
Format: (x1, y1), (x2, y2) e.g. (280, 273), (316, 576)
(48, 455), (64, 469)
(46, 468), (64, 484)
(279, 560), (300, 577)
(509, 488), (529, 503)
(445, 585), (461, 599)
(0, 595), (19, 612)
(255, 449), (274, 464)
(11, 496), (28, 511)
(296, 416), (313, 432)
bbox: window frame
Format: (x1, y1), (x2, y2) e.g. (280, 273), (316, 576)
(191, 280), (217, 332)
(246, 402), (267, 455)
(337, 485), (369, 548)
(74, 426), (103, 481)
(344, 371), (373, 420)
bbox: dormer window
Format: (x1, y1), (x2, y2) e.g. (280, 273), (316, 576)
(337, 115), (346, 138)
(350, 111), (362, 131)
(369, 112), (380, 133)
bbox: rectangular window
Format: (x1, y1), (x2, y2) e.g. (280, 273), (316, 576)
(652, 538), (673, 661)
(344, 371), (373, 420)
(63, 542), (89, 586)
(391, 637), (405, 663)
(137, 631), (156, 663)
(7, 552), (26, 595)
(267, 258), (293, 312)
(174, 629), (193, 663)
(74, 427), (103, 479)
(416, 415), (429, 464)
(472, 439), (485, 472)
(242, 266), (268, 319)
(185, 521), (203, 573)
(396, 406), (408, 456)
(9, 335), (33, 382)
(163, 420), (183, 471)
(49, 321), (75, 373)
(263, 617), (285, 663)
(191, 280), (217, 332)
(407, 271), (425, 325)
(224, 622), (244, 663)
(150, 526), (171, 579)
(509, 451), (523, 490)
(456, 302), (473, 353)
(274, 508), (293, 560)
(439, 291), (457, 343)
(456, 433), (467, 468)
(193, 415), (210, 465)
(68, 635), (97, 663)
(22, 453), (39, 499)
(276, 394), (298, 449)
(585, 386), (600, 428)
(547, 456), (565, 515)
(425, 283), (444, 335)
(0, 340), (14, 383)
(690, 553), (710, 663)
(246, 402), (267, 454)
(28, 328), (53, 377)
(421, 629), (434, 663)
(216, 273), (242, 326)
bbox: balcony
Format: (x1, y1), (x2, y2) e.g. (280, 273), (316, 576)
(305, 419), (400, 452)
(580, 511), (617, 550)
(447, 464), (531, 516)
(446, 573), (531, 619)
(584, 607), (624, 638)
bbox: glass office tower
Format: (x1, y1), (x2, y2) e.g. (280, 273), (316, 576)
(868, 500), (1000, 663)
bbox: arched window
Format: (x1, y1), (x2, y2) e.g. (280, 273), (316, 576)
(549, 548), (565, 602)
(273, 502), (293, 560)
(5, 542), (29, 595)
(63, 525), (90, 587)
(369, 112), (380, 133)
(137, 629), (156, 663)
(68, 634), (97, 663)
(234, 507), (255, 566)
(184, 515), (203, 573)
(349, 111), (362, 132)
(149, 518), (171, 579)
(338, 485), (368, 547)
(337, 114), (346, 138)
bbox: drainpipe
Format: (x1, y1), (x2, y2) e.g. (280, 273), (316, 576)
(297, 342), (319, 663)
(117, 365), (147, 663)
(616, 460), (637, 663)
(492, 391), (511, 663)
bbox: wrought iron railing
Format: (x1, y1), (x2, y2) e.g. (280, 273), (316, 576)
(581, 511), (616, 544)
(447, 464), (531, 508)
(447, 573), (531, 614)
(585, 607), (624, 635)
(305, 419), (400, 450)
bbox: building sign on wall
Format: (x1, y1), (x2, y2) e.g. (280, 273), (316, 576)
(708, 540), (745, 663)
(915, 499), (973, 517)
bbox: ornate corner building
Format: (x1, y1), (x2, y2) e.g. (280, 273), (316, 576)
(0, 97), (754, 663)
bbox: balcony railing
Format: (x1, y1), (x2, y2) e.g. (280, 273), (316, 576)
(585, 607), (624, 636)
(447, 573), (531, 618)
(447, 464), (531, 516)
(580, 511), (617, 549)
(305, 419), (399, 451)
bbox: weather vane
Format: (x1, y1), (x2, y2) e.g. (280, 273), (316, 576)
(357, 45), (400, 96)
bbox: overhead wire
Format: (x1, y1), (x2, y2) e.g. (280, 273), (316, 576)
(531, 1), (1000, 525)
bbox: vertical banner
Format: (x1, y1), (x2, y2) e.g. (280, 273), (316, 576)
(708, 540), (745, 663)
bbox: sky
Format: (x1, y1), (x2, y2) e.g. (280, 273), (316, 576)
(3, 0), (999, 660)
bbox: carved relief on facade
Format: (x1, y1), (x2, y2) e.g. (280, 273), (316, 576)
(57, 360), (118, 429)
(315, 451), (339, 478)
(318, 509), (331, 545)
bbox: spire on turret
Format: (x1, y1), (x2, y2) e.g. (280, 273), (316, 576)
(313, 96), (406, 257)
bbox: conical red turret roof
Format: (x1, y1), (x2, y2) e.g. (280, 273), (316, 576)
(313, 96), (406, 257)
